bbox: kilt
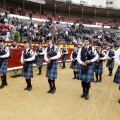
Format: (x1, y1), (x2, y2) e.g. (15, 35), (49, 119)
(0, 58), (8, 74)
(62, 55), (66, 63)
(46, 59), (58, 79)
(94, 61), (103, 74)
(113, 66), (120, 84)
(36, 57), (43, 67)
(106, 59), (114, 68)
(70, 61), (79, 70)
(22, 62), (33, 78)
(77, 64), (94, 82)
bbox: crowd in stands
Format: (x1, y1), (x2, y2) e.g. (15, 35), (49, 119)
(0, 9), (120, 47)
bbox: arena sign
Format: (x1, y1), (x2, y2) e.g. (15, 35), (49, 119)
(56, 23), (68, 29)
(26, 0), (46, 4)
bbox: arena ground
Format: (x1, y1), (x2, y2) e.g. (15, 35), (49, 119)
(0, 61), (120, 120)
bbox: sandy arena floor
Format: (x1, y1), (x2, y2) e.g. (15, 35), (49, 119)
(0, 62), (120, 120)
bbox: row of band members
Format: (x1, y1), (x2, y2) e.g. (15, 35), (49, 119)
(0, 37), (120, 103)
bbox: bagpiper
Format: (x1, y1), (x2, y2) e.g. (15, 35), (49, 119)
(61, 44), (68, 69)
(94, 46), (107, 82)
(70, 45), (79, 79)
(20, 41), (35, 91)
(44, 37), (61, 94)
(77, 36), (98, 100)
(113, 46), (120, 103)
(0, 39), (10, 89)
(106, 44), (115, 76)
(35, 42), (44, 75)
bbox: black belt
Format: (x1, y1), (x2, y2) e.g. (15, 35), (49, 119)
(25, 61), (32, 64)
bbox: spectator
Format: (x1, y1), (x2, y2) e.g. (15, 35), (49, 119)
(29, 12), (32, 21)
(14, 29), (20, 41)
(5, 29), (10, 41)
(58, 14), (60, 21)
(10, 41), (20, 49)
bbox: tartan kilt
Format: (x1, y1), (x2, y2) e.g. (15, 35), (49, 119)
(0, 58), (8, 74)
(106, 59), (114, 68)
(70, 61), (79, 70)
(62, 55), (66, 63)
(94, 61), (103, 74)
(22, 62), (33, 78)
(36, 57), (43, 67)
(113, 66), (120, 84)
(46, 59), (58, 79)
(77, 64), (94, 82)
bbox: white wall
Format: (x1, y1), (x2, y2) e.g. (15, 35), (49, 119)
(72, 0), (91, 4)
(57, 0), (120, 9)
(114, 0), (120, 9)
(91, 0), (107, 7)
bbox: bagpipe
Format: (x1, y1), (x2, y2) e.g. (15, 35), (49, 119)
(23, 49), (33, 71)
(47, 46), (57, 58)
(62, 47), (69, 59)
(71, 51), (78, 65)
(108, 51), (115, 58)
(47, 45), (57, 70)
(108, 50), (115, 63)
(86, 47), (95, 61)
(36, 48), (44, 58)
(0, 47), (12, 58)
(0, 49), (6, 56)
(81, 47), (95, 74)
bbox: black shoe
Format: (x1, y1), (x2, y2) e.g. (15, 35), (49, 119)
(47, 89), (53, 93)
(108, 74), (112, 76)
(4, 83), (7, 86)
(94, 80), (98, 83)
(73, 77), (76, 79)
(118, 99), (120, 103)
(24, 86), (29, 90)
(81, 93), (86, 98)
(109, 74), (112, 76)
(28, 86), (32, 91)
(51, 88), (56, 94)
(62, 67), (65, 69)
(37, 72), (41, 75)
(0, 84), (4, 89)
(85, 94), (89, 100)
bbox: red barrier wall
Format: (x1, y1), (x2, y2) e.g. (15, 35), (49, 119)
(8, 45), (74, 69)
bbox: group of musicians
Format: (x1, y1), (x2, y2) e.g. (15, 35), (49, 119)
(0, 36), (120, 103)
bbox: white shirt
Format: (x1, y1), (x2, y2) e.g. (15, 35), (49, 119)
(114, 48), (120, 66)
(77, 46), (98, 64)
(21, 48), (35, 63)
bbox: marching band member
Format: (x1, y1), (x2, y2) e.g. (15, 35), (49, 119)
(106, 44), (115, 76)
(70, 45), (79, 79)
(0, 39), (10, 89)
(77, 37), (98, 100)
(44, 37), (61, 94)
(61, 44), (68, 69)
(35, 42), (44, 75)
(94, 46), (107, 82)
(21, 41), (35, 91)
(113, 46), (120, 103)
